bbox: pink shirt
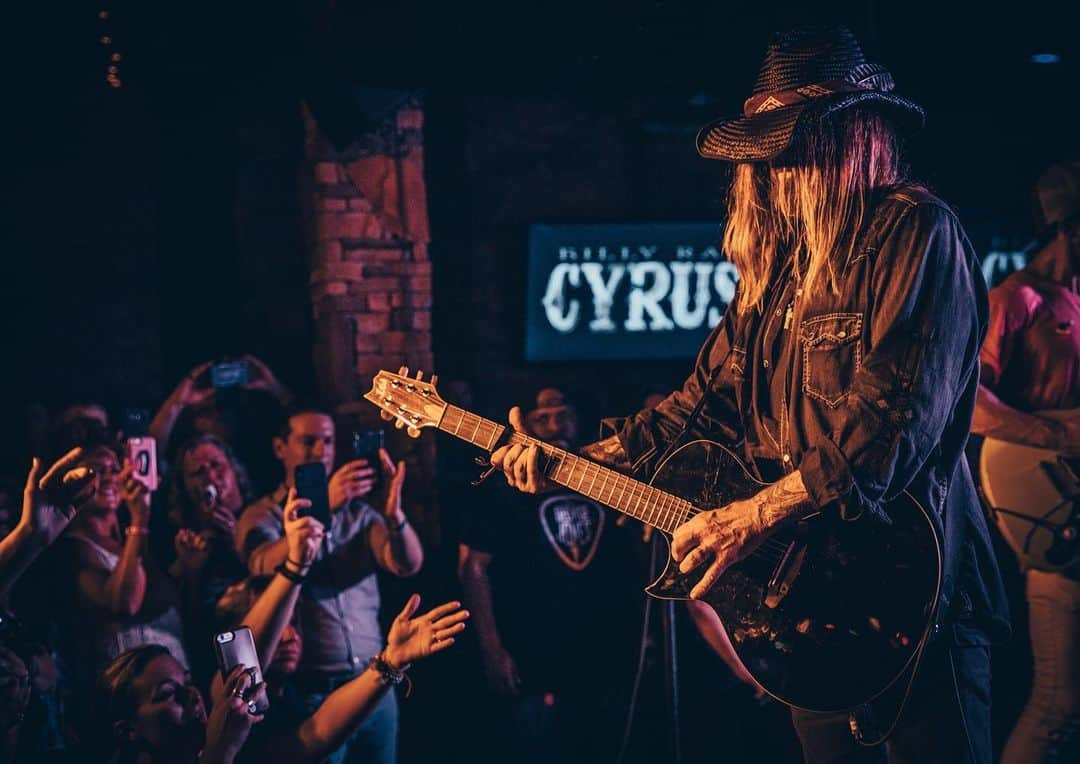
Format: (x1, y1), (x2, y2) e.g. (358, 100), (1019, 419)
(980, 269), (1080, 412)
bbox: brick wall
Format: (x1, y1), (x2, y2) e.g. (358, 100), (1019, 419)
(303, 100), (439, 542)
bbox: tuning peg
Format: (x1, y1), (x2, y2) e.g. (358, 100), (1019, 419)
(415, 370), (424, 381)
(394, 419), (406, 430)
(430, 374), (439, 387)
(398, 366), (409, 376)
(407, 426), (421, 438)
(379, 410), (394, 421)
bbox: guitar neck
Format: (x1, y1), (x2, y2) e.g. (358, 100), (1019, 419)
(439, 405), (693, 535)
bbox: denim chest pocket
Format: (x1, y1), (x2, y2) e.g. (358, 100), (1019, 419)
(800, 313), (863, 408)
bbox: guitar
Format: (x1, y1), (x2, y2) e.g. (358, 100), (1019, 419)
(979, 410), (1080, 572)
(366, 368), (941, 712)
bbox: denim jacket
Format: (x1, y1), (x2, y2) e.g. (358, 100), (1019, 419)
(611, 186), (1011, 645)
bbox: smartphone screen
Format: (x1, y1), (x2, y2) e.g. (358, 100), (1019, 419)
(213, 627), (270, 714)
(293, 462), (332, 527)
(126, 436), (158, 491)
(210, 360), (249, 388)
(351, 429), (384, 492)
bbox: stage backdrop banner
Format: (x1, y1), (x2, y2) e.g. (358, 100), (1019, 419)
(524, 217), (1031, 362)
(525, 223), (734, 361)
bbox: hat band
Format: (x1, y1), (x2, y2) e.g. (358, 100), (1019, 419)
(743, 78), (875, 117)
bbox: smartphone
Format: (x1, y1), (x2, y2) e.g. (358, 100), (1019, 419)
(126, 436), (158, 491)
(213, 627), (270, 714)
(210, 360), (249, 388)
(293, 461), (332, 527)
(351, 429), (384, 492)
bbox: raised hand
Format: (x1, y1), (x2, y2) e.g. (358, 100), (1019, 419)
(283, 486), (325, 567)
(174, 529), (211, 574)
(19, 448), (91, 544)
(199, 490), (237, 539)
(168, 361), (216, 409)
(382, 594), (469, 670)
(203, 664), (263, 764)
(378, 449), (407, 520)
(327, 459), (377, 510)
(241, 354), (290, 403)
(119, 459), (152, 529)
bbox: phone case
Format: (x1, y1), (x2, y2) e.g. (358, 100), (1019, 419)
(294, 461), (332, 526)
(126, 437), (158, 491)
(213, 627), (270, 714)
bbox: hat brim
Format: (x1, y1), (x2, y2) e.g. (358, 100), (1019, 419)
(696, 92), (925, 162)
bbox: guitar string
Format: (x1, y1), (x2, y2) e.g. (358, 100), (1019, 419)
(444, 409), (792, 563)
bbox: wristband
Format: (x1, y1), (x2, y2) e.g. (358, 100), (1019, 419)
(274, 562), (307, 584)
(125, 526), (149, 538)
(285, 557), (309, 572)
(370, 652), (411, 696)
(387, 516), (408, 533)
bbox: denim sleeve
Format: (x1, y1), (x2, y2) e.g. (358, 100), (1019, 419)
(611, 302), (744, 477)
(799, 204), (987, 522)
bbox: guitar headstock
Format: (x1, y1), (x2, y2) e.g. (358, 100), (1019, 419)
(364, 368), (447, 438)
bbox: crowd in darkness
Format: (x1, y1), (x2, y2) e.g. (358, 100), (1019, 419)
(0, 356), (470, 763)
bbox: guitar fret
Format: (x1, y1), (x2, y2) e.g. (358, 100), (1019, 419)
(452, 412), (463, 436)
(470, 417), (482, 444)
(486, 425), (499, 451)
(586, 463), (598, 498)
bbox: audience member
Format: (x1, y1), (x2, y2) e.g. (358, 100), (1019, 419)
(150, 357), (293, 487)
(218, 487), (466, 762)
(95, 485), (462, 764)
(0, 448), (88, 603)
(458, 386), (646, 764)
(55, 442), (188, 712)
(164, 434), (254, 687)
(235, 405), (423, 764)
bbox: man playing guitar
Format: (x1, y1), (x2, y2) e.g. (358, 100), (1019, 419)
(973, 162), (1080, 763)
(493, 25), (1009, 763)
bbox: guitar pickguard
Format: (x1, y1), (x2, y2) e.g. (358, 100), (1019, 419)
(643, 440), (941, 712)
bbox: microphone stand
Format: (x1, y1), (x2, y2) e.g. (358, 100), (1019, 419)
(658, 546), (682, 764)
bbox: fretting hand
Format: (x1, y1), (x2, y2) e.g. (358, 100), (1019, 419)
(490, 407), (556, 494)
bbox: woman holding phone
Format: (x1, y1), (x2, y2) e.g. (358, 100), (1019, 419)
(97, 488), (468, 763)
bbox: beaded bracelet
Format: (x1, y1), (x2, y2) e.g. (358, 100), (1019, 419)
(369, 652), (411, 696)
(125, 526), (149, 538)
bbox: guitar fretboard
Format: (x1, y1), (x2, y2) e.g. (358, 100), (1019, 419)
(439, 405), (694, 534)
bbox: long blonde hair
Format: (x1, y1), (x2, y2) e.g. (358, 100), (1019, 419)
(722, 109), (904, 314)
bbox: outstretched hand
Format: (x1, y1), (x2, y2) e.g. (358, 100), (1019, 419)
(382, 595), (469, 670)
(20, 448), (91, 544)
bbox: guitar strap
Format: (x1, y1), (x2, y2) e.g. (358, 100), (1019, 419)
(650, 344), (734, 472)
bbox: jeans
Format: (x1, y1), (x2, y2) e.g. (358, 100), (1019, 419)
(1002, 569), (1080, 764)
(790, 643), (992, 763)
(302, 686), (398, 764)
